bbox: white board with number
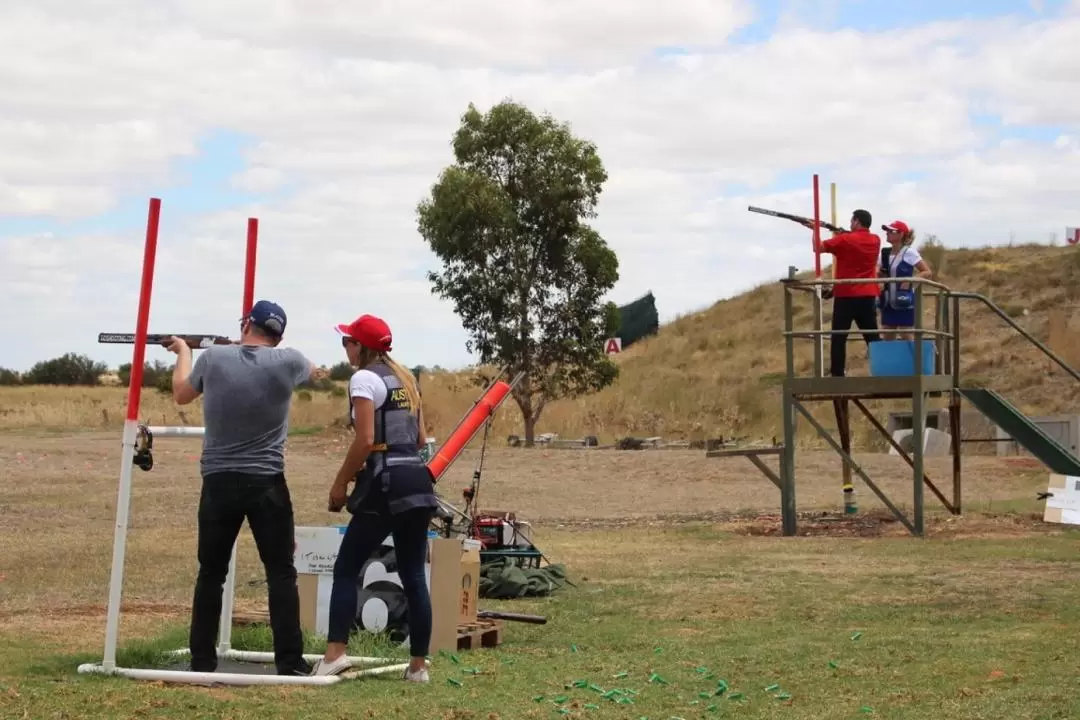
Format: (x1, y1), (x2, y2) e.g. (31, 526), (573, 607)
(1043, 474), (1080, 525)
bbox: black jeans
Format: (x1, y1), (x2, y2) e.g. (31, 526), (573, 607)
(190, 472), (305, 674)
(327, 505), (434, 658)
(830, 296), (880, 377)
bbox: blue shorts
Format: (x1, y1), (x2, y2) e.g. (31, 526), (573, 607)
(880, 304), (915, 327)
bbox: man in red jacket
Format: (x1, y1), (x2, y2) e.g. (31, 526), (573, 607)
(814, 209), (882, 377)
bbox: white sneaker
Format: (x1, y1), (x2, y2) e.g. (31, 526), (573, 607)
(404, 666), (430, 683)
(310, 655), (352, 676)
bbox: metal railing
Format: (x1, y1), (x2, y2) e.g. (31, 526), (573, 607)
(780, 272), (957, 380)
(948, 291), (1080, 384)
(778, 270), (1080, 387)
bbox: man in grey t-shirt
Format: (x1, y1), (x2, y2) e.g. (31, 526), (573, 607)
(165, 299), (318, 676)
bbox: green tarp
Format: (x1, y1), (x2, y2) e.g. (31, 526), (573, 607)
(614, 292), (659, 349)
(479, 557), (570, 599)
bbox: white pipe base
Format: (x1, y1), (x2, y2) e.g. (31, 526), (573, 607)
(75, 662), (408, 686)
(146, 425), (205, 437)
(167, 648), (408, 666)
(77, 648), (414, 686)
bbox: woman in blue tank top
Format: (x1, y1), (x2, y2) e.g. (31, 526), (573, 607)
(878, 220), (933, 340)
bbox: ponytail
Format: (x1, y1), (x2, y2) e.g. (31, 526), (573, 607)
(354, 346), (422, 415)
(380, 354), (422, 416)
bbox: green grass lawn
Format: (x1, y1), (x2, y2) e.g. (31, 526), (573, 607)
(3, 517), (1080, 719)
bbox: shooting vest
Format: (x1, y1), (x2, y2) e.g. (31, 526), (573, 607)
(346, 363), (438, 516)
(884, 245), (916, 310)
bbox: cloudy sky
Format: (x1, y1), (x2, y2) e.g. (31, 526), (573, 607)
(2, 0), (1078, 373)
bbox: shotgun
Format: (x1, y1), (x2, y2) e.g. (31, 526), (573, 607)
(98, 333), (234, 350)
(747, 206), (846, 234)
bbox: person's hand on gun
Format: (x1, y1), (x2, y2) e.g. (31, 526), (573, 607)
(162, 336), (193, 356)
(328, 479), (348, 513)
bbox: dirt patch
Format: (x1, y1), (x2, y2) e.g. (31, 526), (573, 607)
(734, 509), (1056, 538)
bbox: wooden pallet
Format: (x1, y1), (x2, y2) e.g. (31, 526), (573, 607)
(456, 618), (504, 650)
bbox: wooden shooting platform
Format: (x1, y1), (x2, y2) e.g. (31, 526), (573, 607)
(457, 618), (504, 650)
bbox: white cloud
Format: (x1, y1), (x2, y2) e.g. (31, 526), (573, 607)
(2, 2), (1080, 373)
(167, 0), (756, 69)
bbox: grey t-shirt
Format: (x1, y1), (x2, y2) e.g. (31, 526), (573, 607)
(187, 344), (312, 477)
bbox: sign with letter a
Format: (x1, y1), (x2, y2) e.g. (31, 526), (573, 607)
(604, 338), (622, 354)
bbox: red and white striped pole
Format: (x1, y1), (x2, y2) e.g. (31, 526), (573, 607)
(103, 197), (161, 670)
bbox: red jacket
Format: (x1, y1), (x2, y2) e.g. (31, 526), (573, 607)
(820, 228), (881, 298)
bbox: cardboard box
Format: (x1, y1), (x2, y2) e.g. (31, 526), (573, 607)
(459, 538), (481, 623)
(427, 537), (461, 653)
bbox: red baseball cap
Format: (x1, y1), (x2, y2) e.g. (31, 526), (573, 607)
(882, 220), (911, 234)
(335, 314), (393, 352)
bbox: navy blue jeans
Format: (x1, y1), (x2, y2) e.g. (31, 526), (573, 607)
(327, 506), (434, 657)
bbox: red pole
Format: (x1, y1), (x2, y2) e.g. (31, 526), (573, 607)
(243, 218), (258, 316)
(812, 174), (822, 278)
(124, 198), (161, 422)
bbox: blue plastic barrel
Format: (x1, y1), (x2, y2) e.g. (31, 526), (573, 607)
(868, 339), (936, 376)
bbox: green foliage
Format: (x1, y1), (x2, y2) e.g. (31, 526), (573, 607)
(329, 361), (354, 381)
(416, 99), (620, 443)
(118, 360), (172, 389)
(116, 360), (175, 395)
(297, 376), (337, 392)
(919, 233), (947, 277)
(22, 353), (108, 386)
(0, 367), (20, 386)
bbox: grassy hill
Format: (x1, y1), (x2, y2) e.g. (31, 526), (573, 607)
(4, 242), (1080, 453)
(502, 240), (1080, 449)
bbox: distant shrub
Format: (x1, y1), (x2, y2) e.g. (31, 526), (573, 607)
(919, 234), (948, 278)
(329, 362), (354, 381)
(118, 360), (173, 389)
(23, 353), (108, 386)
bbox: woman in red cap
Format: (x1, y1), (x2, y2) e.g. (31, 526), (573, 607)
(879, 220), (933, 339)
(310, 313), (438, 682)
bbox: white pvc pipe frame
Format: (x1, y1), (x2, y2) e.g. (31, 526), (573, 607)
(79, 202), (408, 685)
(78, 422), (411, 685)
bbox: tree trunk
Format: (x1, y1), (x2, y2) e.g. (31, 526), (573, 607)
(512, 374), (536, 447)
(523, 413), (537, 447)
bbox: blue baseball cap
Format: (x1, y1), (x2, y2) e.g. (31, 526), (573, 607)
(247, 300), (287, 337)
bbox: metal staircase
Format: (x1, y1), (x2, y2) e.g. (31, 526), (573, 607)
(957, 387), (1080, 475)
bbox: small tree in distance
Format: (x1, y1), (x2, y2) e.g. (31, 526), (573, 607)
(23, 353), (109, 386)
(416, 99), (621, 446)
